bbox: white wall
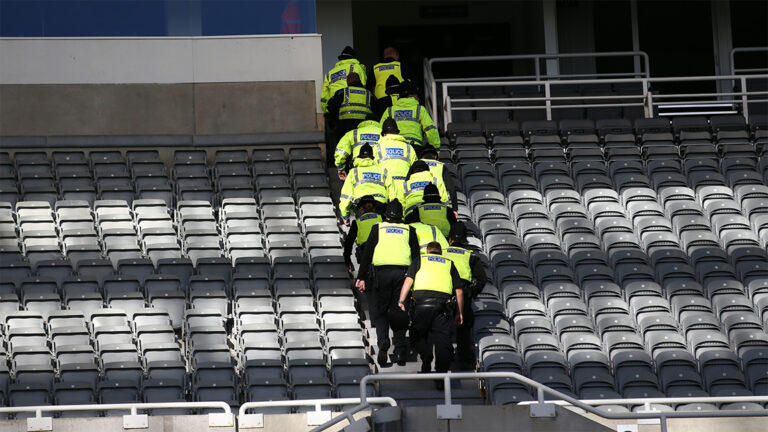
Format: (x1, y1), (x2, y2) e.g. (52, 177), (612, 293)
(0, 34), (325, 112)
(316, 0), (354, 73)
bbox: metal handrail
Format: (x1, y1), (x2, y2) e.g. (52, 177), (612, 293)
(0, 401), (232, 416)
(237, 397), (397, 429)
(423, 51), (650, 125)
(730, 47), (768, 74)
(238, 396), (398, 416)
(518, 396), (768, 410)
(439, 74), (768, 127)
(0, 401), (234, 428)
(310, 371), (768, 432)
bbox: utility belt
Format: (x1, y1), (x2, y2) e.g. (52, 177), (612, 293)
(403, 136), (423, 147)
(414, 295), (456, 316)
(370, 265), (407, 286)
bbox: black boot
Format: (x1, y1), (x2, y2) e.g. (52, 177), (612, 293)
(377, 341), (390, 367)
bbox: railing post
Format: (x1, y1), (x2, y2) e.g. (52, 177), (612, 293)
(529, 385), (557, 418)
(27, 409), (52, 432)
(643, 79), (653, 118)
(306, 401), (332, 427)
(444, 83), (453, 126)
(436, 373), (462, 420)
(123, 404), (148, 429)
(741, 76), (750, 120)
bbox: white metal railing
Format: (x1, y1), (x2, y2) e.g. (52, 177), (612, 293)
(238, 397), (397, 428)
(730, 47), (768, 75)
(0, 401), (234, 430)
(423, 51), (651, 123)
(309, 372), (768, 432)
(518, 396), (768, 411)
(440, 74), (768, 130)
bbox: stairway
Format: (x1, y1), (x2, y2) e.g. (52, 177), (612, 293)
(363, 316), (486, 407)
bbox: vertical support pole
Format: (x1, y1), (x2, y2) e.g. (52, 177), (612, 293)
(630, 0), (642, 76)
(711, 0), (734, 94)
(542, 0), (559, 77)
(544, 82), (552, 120)
(444, 377), (452, 406)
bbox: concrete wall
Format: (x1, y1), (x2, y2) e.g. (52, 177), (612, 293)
(0, 35), (323, 137)
(316, 0), (354, 74)
(0, 415), (236, 432)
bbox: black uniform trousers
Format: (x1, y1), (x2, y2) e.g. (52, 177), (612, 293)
(411, 300), (454, 373)
(369, 265), (408, 355)
(455, 292), (475, 365)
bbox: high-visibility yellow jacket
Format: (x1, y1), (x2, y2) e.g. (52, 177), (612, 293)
(381, 97), (440, 148)
(372, 61), (404, 99)
(338, 158), (394, 220)
(375, 134), (416, 177)
(410, 222), (450, 254)
(413, 253), (454, 295)
(444, 246), (472, 283)
(372, 222), (414, 267)
(414, 202), (451, 237)
(338, 86), (373, 121)
(334, 121), (382, 171)
(399, 171), (450, 215)
(355, 212), (383, 245)
(321, 59), (368, 113)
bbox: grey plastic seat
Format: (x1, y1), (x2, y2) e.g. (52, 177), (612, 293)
(96, 380), (139, 416)
(9, 383), (52, 417)
(141, 379), (189, 415)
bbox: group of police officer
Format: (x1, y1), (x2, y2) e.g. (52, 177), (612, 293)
(321, 45), (441, 170)
(322, 45), (487, 377)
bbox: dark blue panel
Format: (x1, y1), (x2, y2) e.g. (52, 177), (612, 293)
(201, 0), (281, 36)
(200, 0), (315, 35)
(0, 1), (44, 36)
(0, 0), (315, 36)
(43, 0), (167, 36)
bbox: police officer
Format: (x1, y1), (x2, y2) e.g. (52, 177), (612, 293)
(321, 46), (368, 114)
(418, 146), (458, 213)
(357, 199), (420, 367)
(376, 118), (416, 199)
(410, 219), (450, 255)
(334, 119), (382, 179)
(405, 183), (456, 237)
(370, 47), (405, 100)
(397, 241), (465, 376)
(399, 161), (450, 217)
(338, 143), (394, 225)
(381, 80), (440, 149)
(322, 46), (368, 167)
(343, 195), (382, 271)
(326, 73), (374, 164)
(373, 75), (402, 118)
(444, 222), (487, 370)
